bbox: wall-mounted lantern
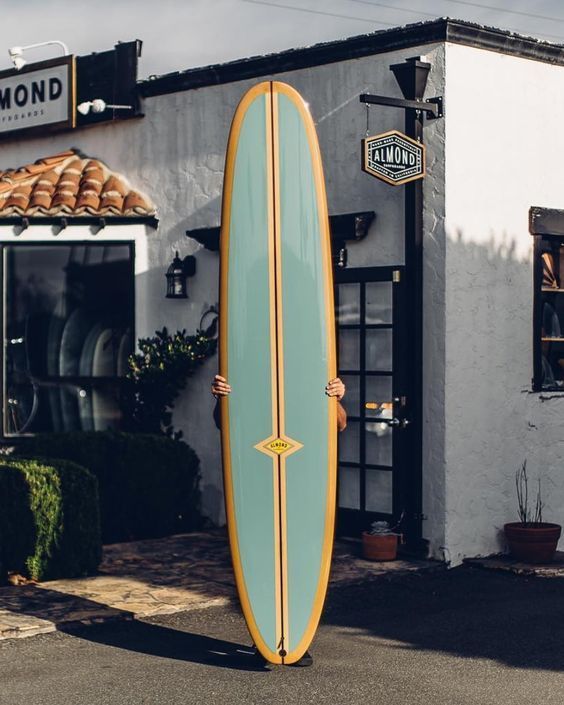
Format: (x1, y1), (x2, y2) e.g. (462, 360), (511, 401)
(165, 251), (196, 299)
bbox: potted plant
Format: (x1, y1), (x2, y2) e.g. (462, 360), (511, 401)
(504, 460), (562, 563)
(362, 518), (403, 561)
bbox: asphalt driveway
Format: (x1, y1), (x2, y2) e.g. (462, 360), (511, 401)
(2, 565), (564, 705)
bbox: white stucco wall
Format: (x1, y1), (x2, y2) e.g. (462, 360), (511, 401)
(444, 43), (564, 565)
(0, 42), (448, 531)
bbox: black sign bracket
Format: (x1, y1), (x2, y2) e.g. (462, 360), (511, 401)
(359, 92), (444, 120)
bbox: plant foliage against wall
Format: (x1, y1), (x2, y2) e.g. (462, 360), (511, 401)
(125, 319), (217, 438)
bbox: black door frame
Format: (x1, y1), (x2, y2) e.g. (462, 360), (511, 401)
(335, 265), (422, 548)
(350, 56), (437, 557)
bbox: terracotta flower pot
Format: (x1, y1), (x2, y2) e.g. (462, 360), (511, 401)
(504, 522), (562, 563)
(361, 531), (398, 561)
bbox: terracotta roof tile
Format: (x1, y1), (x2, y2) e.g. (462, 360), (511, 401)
(123, 192), (152, 215)
(0, 149), (156, 219)
(37, 170), (61, 186)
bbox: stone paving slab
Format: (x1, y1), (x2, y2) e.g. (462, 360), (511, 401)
(464, 551), (564, 577)
(0, 530), (444, 641)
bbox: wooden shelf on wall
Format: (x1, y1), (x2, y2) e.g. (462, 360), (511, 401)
(542, 287), (564, 292)
(541, 337), (564, 342)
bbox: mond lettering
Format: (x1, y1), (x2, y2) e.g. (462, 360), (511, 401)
(0, 78), (64, 112)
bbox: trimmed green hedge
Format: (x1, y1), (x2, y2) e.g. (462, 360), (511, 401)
(15, 431), (202, 544)
(0, 458), (102, 581)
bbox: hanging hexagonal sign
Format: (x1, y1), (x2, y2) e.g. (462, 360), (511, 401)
(362, 130), (425, 186)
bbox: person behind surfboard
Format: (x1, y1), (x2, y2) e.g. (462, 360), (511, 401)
(212, 375), (347, 432)
(211, 374), (346, 667)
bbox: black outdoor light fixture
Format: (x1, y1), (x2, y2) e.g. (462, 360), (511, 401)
(165, 251), (196, 299)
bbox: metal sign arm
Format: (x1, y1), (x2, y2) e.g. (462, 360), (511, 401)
(359, 93), (444, 119)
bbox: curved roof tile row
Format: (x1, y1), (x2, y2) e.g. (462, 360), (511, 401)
(0, 149), (156, 218)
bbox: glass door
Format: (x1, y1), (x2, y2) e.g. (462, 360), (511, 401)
(335, 266), (410, 538)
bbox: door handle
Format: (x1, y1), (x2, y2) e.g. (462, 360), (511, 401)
(385, 417), (410, 428)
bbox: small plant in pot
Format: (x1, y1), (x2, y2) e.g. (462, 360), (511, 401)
(362, 516), (403, 561)
(504, 460), (562, 564)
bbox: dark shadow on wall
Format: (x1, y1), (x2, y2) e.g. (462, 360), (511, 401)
(440, 228), (548, 547)
(439, 226), (535, 430)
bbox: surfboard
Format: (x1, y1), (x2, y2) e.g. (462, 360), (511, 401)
(46, 296), (67, 432)
(117, 328), (132, 377)
(219, 81), (337, 665)
(59, 308), (94, 431)
(92, 327), (117, 431)
(78, 322), (103, 431)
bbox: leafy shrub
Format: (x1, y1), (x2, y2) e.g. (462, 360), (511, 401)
(14, 431), (202, 544)
(0, 457), (102, 581)
(0, 465), (35, 577)
(125, 325), (217, 438)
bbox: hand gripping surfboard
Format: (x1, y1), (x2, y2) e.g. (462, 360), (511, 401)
(219, 81), (337, 665)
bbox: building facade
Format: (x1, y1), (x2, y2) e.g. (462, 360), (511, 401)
(1, 19), (563, 566)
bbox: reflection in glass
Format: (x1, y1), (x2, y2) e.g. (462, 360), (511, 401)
(365, 470), (393, 513)
(339, 419), (359, 463)
(340, 374), (359, 417)
(540, 245), (564, 390)
(4, 244), (134, 436)
(366, 329), (392, 371)
(339, 329), (360, 371)
(365, 421), (392, 466)
(338, 466), (360, 509)
(336, 283), (360, 324)
(541, 289), (564, 389)
(365, 376), (393, 419)
(365, 281), (392, 324)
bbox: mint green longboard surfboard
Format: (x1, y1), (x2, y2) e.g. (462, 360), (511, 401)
(219, 81), (337, 665)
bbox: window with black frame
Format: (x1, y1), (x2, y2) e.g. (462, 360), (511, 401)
(3, 243), (134, 436)
(535, 238), (564, 391)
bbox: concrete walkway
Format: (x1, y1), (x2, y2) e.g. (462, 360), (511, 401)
(0, 531), (444, 641)
(465, 551), (564, 577)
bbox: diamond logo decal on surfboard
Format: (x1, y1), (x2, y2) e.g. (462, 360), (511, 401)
(254, 433), (303, 459)
(266, 438), (292, 455)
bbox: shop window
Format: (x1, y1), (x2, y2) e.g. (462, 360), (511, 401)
(534, 238), (564, 391)
(3, 243), (134, 436)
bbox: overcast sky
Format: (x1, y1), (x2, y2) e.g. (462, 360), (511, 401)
(1, 0), (564, 78)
